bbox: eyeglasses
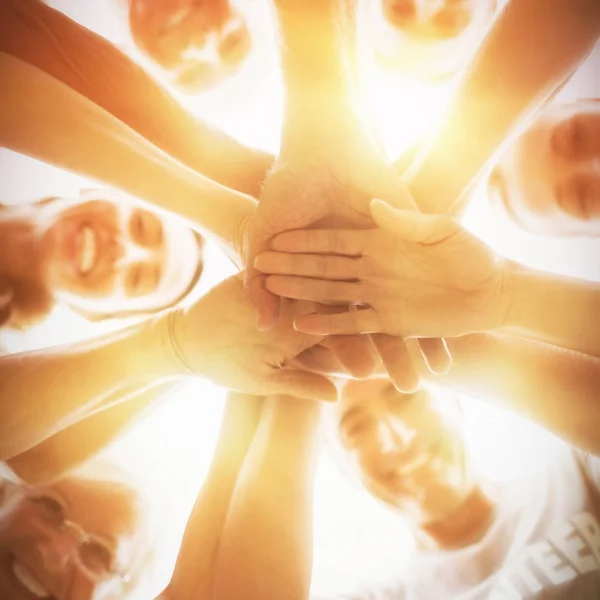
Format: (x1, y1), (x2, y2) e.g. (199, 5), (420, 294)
(27, 494), (130, 585)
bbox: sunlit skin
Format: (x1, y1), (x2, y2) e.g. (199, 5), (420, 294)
(334, 379), (479, 529)
(0, 478), (139, 600)
(128, 0), (252, 93)
(0, 193), (202, 320)
(491, 99), (600, 237)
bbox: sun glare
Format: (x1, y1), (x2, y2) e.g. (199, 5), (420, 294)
(8, 1), (596, 594)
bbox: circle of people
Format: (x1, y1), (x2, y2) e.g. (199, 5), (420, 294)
(0, 0), (599, 599)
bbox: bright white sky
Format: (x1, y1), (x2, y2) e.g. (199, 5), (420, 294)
(2, 0), (600, 596)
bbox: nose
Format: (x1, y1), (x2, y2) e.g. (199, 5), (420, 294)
(36, 532), (79, 574)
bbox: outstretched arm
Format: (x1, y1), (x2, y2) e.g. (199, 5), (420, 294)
(0, 318), (179, 460)
(402, 0), (600, 215)
(6, 381), (174, 484)
(0, 0), (272, 197)
(160, 393), (264, 600)
(0, 51), (256, 257)
(258, 205), (600, 358)
(432, 334), (600, 457)
(214, 395), (321, 600)
(0, 275), (337, 459)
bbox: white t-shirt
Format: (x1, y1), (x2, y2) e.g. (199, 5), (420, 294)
(323, 449), (600, 600)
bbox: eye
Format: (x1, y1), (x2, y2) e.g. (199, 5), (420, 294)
(431, 6), (470, 38)
(79, 539), (114, 576)
(130, 210), (163, 248)
(384, 0), (416, 26)
(126, 263), (161, 297)
(557, 177), (592, 220)
(30, 495), (66, 526)
(552, 116), (586, 159)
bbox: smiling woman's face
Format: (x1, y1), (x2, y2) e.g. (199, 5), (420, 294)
(38, 193), (202, 319)
(335, 379), (474, 526)
(0, 478), (139, 600)
(491, 100), (600, 237)
(128, 0), (252, 93)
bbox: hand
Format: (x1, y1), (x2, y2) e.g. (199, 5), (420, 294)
(165, 274), (338, 402)
(255, 200), (507, 339)
(244, 131), (449, 390)
(244, 131), (415, 328)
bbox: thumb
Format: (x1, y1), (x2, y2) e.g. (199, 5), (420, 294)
(370, 199), (457, 244)
(265, 370), (338, 403)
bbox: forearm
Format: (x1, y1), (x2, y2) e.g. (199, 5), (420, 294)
(405, 0), (600, 215)
(423, 334), (600, 455)
(274, 0), (362, 143)
(0, 52), (256, 254)
(497, 262), (600, 358)
(0, 0), (271, 197)
(6, 381), (172, 484)
(214, 396), (321, 600)
(164, 393), (264, 600)
(0, 316), (179, 459)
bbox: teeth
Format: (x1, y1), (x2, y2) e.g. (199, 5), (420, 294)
(12, 561), (50, 598)
(397, 452), (431, 477)
(78, 225), (97, 275)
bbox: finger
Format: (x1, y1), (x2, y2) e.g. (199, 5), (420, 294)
(255, 252), (361, 281)
(265, 276), (364, 304)
(371, 334), (420, 393)
(244, 270), (281, 330)
(270, 229), (366, 256)
(371, 200), (456, 244)
(294, 308), (382, 336)
(418, 338), (452, 375)
(266, 369), (338, 403)
(322, 335), (378, 379)
(291, 345), (348, 376)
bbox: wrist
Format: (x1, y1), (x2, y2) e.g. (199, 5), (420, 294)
(495, 259), (526, 333)
(147, 311), (201, 379)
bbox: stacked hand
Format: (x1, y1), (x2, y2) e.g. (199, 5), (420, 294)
(254, 200), (508, 339)
(243, 128), (451, 391)
(163, 274), (339, 402)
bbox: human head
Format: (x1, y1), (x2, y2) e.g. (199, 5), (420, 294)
(489, 99), (600, 237)
(331, 379), (476, 531)
(369, 0), (497, 79)
(29, 189), (203, 322)
(0, 475), (142, 600)
(128, 0), (252, 93)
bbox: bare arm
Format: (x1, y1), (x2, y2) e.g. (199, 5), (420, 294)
(273, 0), (361, 140)
(160, 393), (264, 600)
(6, 381), (173, 484)
(426, 334), (600, 456)
(214, 396), (321, 600)
(403, 0), (600, 215)
(0, 0), (272, 197)
(0, 52), (256, 256)
(497, 262), (600, 358)
(0, 318), (180, 460)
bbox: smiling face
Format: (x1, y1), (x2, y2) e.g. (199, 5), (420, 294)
(128, 0), (252, 93)
(490, 100), (600, 237)
(0, 478), (140, 600)
(372, 0), (497, 77)
(38, 192), (203, 319)
(334, 379), (474, 527)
